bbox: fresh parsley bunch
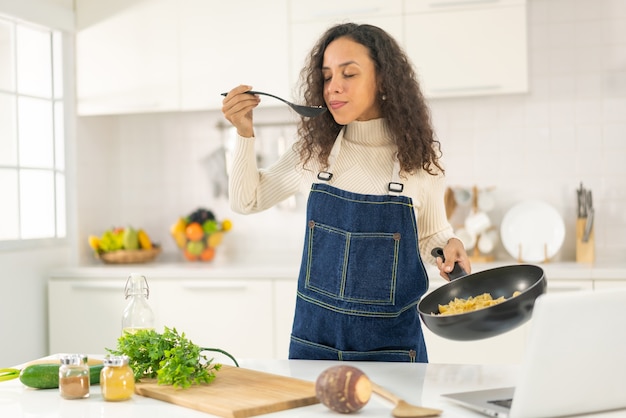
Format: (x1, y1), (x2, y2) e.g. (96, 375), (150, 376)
(107, 327), (234, 389)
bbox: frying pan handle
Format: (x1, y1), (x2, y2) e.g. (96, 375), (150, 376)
(431, 247), (467, 280)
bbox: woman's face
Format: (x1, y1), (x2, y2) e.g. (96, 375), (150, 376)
(322, 37), (381, 124)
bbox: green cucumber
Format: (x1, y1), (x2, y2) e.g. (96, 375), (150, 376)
(19, 363), (104, 389)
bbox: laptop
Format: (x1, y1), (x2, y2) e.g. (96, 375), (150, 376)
(441, 288), (626, 418)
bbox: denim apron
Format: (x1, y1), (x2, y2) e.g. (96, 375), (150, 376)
(288, 128), (430, 362)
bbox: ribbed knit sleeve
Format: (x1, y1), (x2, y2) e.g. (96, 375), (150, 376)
(228, 135), (305, 213)
(411, 169), (457, 266)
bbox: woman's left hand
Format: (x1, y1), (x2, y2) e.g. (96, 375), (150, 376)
(436, 238), (471, 281)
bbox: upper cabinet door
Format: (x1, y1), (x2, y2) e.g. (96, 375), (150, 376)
(179, 0), (290, 111)
(74, 0), (529, 115)
(404, 0), (528, 98)
(288, 0), (403, 92)
(76, 0), (180, 115)
(290, 0), (402, 22)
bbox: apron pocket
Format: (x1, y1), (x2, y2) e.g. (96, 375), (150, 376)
(305, 220), (399, 305)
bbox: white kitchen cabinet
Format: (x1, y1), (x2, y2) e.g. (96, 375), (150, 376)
(49, 264), (605, 365)
(288, 0), (403, 90)
(75, 0), (180, 115)
(404, 0), (528, 98)
(290, 0), (402, 22)
(49, 275), (276, 360)
(48, 279), (132, 354)
(75, 0), (529, 115)
(155, 279), (274, 360)
(179, 0), (290, 110)
(594, 280), (626, 289)
(273, 279), (297, 359)
(289, 18), (404, 90)
(75, 0), (290, 115)
(423, 278), (593, 364)
(423, 322), (531, 365)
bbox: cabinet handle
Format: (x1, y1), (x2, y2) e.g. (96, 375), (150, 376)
(548, 286), (592, 292)
(312, 7), (380, 19)
(428, 0), (500, 8)
(70, 282), (122, 291)
(429, 85), (502, 93)
(181, 281), (248, 291)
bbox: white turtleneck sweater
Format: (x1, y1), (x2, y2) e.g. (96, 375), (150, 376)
(228, 118), (456, 266)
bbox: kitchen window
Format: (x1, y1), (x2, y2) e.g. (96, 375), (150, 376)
(0, 15), (66, 244)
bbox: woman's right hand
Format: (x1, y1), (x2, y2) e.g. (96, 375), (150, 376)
(221, 85), (260, 138)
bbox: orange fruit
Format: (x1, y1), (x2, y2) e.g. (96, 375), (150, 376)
(200, 247), (216, 261)
(183, 249), (199, 261)
(185, 222), (204, 241)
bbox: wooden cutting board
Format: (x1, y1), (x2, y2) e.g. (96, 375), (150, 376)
(134, 365), (319, 418)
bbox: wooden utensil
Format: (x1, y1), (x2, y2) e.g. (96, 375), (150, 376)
(135, 365), (318, 418)
(371, 382), (442, 418)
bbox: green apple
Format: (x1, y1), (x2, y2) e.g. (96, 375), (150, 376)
(202, 220), (219, 235)
(186, 240), (205, 256)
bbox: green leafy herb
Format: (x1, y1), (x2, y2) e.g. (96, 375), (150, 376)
(106, 327), (234, 389)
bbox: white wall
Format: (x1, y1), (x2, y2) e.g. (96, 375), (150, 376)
(430, 0), (626, 261)
(75, 0), (626, 265)
(0, 248), (71, 364)
(0, 0), (75, 366)
(75, 108), (306, 266)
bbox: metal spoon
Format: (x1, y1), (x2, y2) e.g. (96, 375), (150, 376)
(371, 382), (442, 418)
(220, 90), (327, 118)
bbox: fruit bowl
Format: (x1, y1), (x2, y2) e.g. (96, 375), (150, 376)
(97, 247), (162, 264)
(89, 227), (161, 264)
(170, 208), (232, 262)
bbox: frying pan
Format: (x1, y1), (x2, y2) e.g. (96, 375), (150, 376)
(418, 248), (546, 341)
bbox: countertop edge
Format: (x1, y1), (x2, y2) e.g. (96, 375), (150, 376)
(48, 261), (626, 281)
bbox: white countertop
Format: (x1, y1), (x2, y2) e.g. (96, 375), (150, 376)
(1, 358), (623, 418)
(49, 257), (626, 281)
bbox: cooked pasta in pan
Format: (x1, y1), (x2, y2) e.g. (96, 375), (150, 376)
(437, 291), (522, 315)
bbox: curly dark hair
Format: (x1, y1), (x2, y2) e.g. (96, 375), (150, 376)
(295, 22), (443, 175)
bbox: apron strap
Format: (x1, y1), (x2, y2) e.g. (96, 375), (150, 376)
(317, 127), (404, 196)
(316, 128), (344, 183)
(388, 156), (403, 195)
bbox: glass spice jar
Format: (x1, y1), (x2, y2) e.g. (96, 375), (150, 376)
(59, 354), (90, 399)
(100, 355), (135, 401)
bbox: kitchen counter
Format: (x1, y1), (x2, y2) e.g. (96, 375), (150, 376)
(47, 259), (626, 363)
(49, 259), (626, 282)
(1, 358), (623, 418)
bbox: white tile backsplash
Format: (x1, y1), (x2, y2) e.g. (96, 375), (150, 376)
(75, 0), (626, 264)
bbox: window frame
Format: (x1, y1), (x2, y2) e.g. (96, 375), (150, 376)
(0, 13), (70, 250)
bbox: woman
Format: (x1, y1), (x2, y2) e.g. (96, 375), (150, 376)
(222, 23), (471, 362)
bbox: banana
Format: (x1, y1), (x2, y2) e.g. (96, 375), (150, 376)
(138, 229), (153, 250)
(88, 235), (100, 251)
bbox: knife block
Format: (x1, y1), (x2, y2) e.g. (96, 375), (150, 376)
(576, 218), (594, 263)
